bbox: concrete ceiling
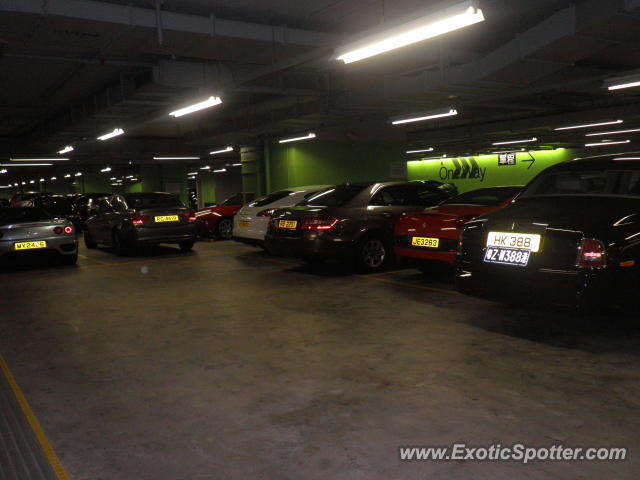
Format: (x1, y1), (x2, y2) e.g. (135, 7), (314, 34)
(1, 0), (640, 170)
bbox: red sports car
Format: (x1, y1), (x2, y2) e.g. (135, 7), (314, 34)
(395, 186), (522, 270)
(194, 193), (244, 239)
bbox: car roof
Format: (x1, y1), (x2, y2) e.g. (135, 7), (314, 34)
(563, 152), (640, 170)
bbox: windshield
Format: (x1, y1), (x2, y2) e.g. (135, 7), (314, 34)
(298, 185), (368, 207)
(124, 193), (184, 209)
(442, 187), (521, 206)
(36, 197), (75, 215)
(522, 170), (640, 198)
(248, 191), (293, 207)
(0, 208), (51, 224)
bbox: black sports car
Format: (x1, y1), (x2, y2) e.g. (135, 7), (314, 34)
(456, 154), (640, 312)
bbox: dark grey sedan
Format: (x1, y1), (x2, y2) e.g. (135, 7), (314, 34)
(0, 207), (78, 265)
(264, 181), (451, 271)
(83, 192), (198, 255)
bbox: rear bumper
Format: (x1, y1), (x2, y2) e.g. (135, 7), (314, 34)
(455, 261), (613, 306)
(0, 236), (78, 257)
(395, 246), (456, 265)
(133, 225), (197, 244)
(264, 231), (353, 260)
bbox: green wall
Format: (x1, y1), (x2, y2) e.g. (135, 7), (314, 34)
(266, 141), (406, 192)
(407, 149), (578, 193)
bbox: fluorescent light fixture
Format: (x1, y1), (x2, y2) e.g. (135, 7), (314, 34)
(39, 178), (45, 182)
(493, 148), (526, 154)
(209, 146), (234, 155)
(213, 168), (227, 173)
(614, 157), (640, 161)
(125, 175), (134, 179)
(605, 73), (640, 91)
(585, 128), (640, 137)
(64, 174), (71, 178)
(29, 180), (35, 184)
(169, 96), (222, 117)
(278, 133), (317, 144)
(391, 108), (457, 125)
(492, 137), (537, 146)
(10, 158), (69, 162)
(100, 167), (112, 173)
(232, 163), (242, 167)
(57, 146), (74, 154)
(110, 177), (116, 180)
(153, 156), (201, 160)
(75, 172), (82, 176)
(97, 128), (124, 141)
(21, 182), (25, 185)
(187, 172), (199, 176)
(0, 163), (52, 167)
(554, 120), (623, 131)
(406, 147), (434, 154)
(334, 1), (484, 64)
(0, 169), (6, 174)
(585, 139), (631, 147)
(50, 177), (57, 180)
(200, 166), (211, 170)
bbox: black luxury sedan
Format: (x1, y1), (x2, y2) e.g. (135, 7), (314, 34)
(455, 154), (640, 312)
(83, 192), (198, 255)
(264, 181), (452, 271)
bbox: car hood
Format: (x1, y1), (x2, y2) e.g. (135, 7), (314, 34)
(476, 196), (640, 236)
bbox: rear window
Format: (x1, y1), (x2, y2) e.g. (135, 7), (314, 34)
(442, 187), (521, 206)
(522, 170), (640, 198)
(248, 191), (292, 207)
(0, 208), (51, 224)
(124, 193), (184, 208)
(298, 185), (368, 207)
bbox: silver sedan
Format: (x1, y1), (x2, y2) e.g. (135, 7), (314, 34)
(0, 207), (78, 265)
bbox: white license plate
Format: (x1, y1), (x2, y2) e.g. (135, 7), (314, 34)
(486, 231), (541, 252)
(484, 247), (531, 267)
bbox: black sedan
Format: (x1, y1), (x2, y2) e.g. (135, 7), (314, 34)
(83, 192), (198, 255)
(264, 181), (451, 271)
(455, 154), (640, 312)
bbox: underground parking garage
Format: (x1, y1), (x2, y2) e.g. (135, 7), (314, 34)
(1, 1), (640, 479)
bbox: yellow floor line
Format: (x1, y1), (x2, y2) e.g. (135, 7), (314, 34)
(78, 254), (113, 266)
(358, 274), (460, 295)
(0, 354), (70, 480)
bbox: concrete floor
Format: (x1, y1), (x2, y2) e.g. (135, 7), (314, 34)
(1, 240), (639, 480)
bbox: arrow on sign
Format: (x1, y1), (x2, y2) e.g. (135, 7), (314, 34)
(522, 152), (536, 170)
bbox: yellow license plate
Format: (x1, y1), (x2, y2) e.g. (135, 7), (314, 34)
(154, 215), (179, 223)
(14, 241), (47, 250)
(411, 237), (440, 248)
(486, 231), (541, 252)
(238, 221), (250, 228)
(278, 220), (297, 229)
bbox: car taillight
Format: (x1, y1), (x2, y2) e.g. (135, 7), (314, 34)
(64, 226), (73, 234)
(54, 226), (63, 234)
(131, 213), (150, 226)
(300, 217), (339, 231)
(576, 238), (607, 269)
(257, 209), (275, 217)
(183, 212), (197, 222)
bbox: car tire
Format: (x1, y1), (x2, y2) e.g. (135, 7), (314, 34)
(84, 229), (97, 249)
(179, 241), (195, 252)
(112, 231), (130, 256)
(355, 234), (392, 273)
(61, 253), (78, 266)
(216, 218), (233, 240)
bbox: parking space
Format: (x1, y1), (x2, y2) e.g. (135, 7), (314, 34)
(1, 241), (639, 479)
